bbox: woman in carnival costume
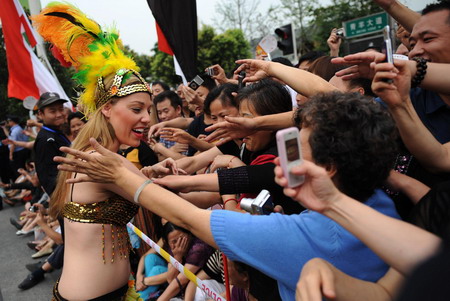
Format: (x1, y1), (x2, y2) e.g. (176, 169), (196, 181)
(32, 3), (154, 300)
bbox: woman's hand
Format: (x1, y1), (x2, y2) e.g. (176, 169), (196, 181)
(205, 116), (257, 144)
(182, 85), (203, 106)
(171, 235), (190, 260)
(135, 275), (147, 292)
(234, 59), (271, 83)
(146, 158), (187, 178)
(153, 175), (192, 193)
(34, 212), (47, 226)
(327, 28), (342, 56)
(54, 138), (126, 184)
(274, 158), (342, 214)
(160, 128), (193, 145)
(206, 64), (229, 85)
(210, 155), (244, 172)
(296, 258), (337, 301)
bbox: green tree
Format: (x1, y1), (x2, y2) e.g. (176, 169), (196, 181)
(198, 26), (251, 75)
(123, 45), (152, 81)
(309, 0), (382, 53)
(277, 0), (319, 54)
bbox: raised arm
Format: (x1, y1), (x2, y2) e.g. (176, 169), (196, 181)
(235, 59), (338, 97)
(333, 52), (450, 95)
(372, 59), (450, 172)
(274, 159), (441, 275)
(374, 0), (420, 32)
(205, 111), (295, 143)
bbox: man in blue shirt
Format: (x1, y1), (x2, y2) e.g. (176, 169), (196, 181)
(6, 115), (30, 178)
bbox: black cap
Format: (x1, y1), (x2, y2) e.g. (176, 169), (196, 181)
(37, 92), (67, 110)
(6, 115), (19, 123)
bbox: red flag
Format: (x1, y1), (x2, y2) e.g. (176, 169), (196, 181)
(0, 0), (71, 107)
(155, 22), (173, 55)
(0, 0), (40, 99)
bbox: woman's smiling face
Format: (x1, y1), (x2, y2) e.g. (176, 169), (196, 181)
(102, 92), (151, 147)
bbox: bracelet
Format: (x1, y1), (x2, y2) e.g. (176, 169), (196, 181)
(227, 156), (238, 168)
(133, 179), (153, 204)
(223, 198), (237, 208)
(175, 277), (183, 293)
(411, 57), (427, 88)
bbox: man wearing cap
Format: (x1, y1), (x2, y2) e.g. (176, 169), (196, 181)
(34, 92), (71, 195)
(6, 115), (30, 177)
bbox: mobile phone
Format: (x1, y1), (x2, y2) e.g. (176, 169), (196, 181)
(188, 75), (204, 91)
(381, 25), (394, 83)
(276, 127), (304, 187)
(382, 25), (394, 64)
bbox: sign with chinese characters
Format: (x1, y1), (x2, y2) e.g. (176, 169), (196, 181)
(343, 12), (388, 38)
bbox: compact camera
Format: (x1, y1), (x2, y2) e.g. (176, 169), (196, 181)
(188, 75), (204, 91)
(240, 189), (274, 215)
(238, 71), (246, 89)
(206, 67), (217, 77)
(335, 28), (345, 38)
(29, 205), (38, 212)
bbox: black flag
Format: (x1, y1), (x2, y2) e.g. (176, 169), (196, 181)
(147, 0), (198, 81)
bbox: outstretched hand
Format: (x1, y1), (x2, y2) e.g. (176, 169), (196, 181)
(54, 138), (125, 184)
(205, 116), (256, 144)
(234, 59), (271, 83)
(141, 158), (187, 178)
(332, 51), (386, 80)
(274, 158), (342, 213)
(296, 258), (337, 301)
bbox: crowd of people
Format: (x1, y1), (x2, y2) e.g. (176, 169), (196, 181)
(1, 0), (450, 300)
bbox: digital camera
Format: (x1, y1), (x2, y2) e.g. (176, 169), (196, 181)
(29, 205), (38, 212)
(336, 28), (345, 38)
(188, 75), (204, 91)
(240, 189), (274, 215)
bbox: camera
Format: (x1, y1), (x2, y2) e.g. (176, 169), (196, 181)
(29, 205), (38, 212)
(238, 71), (246, 89)
(188, 75), (204, 91)
(335, 28), (345, 38)
(240, 189), (274, 215)
(0, 121), (6, 127)
(206, 67), (217, 77)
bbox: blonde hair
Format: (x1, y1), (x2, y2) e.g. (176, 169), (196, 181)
(50, 73), (146, 218)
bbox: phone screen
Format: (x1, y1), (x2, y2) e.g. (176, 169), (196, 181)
(285, 137), (300, 163)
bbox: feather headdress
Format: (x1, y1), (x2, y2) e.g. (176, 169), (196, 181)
(32, 2), (151, 115)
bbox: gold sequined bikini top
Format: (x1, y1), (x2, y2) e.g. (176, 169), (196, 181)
(62, 196), (139, 225)
(62, 175), (140, 263)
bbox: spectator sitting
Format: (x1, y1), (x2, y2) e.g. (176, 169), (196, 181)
(136, 222), (213, 300)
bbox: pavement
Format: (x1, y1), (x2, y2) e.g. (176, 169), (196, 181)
(0, 202), (61, 301)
